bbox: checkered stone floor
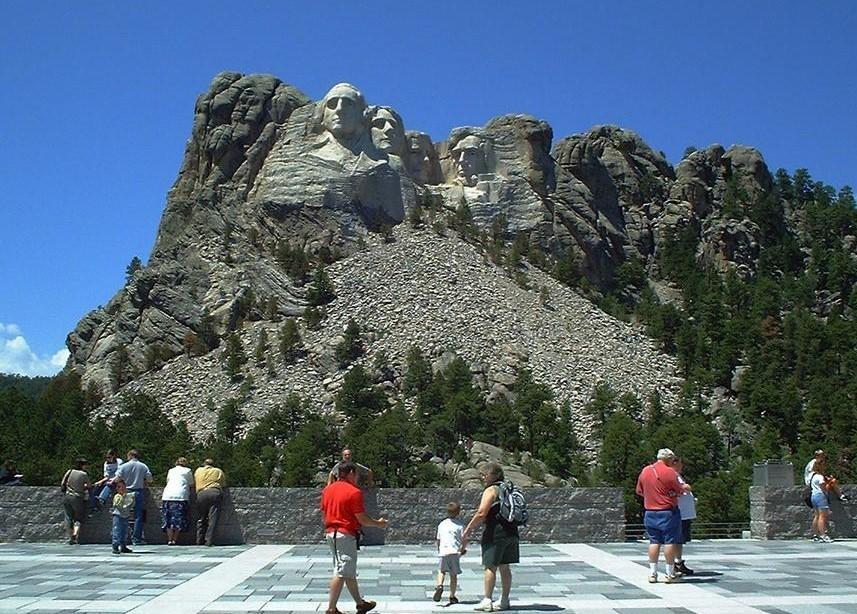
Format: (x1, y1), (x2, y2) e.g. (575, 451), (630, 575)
(0, 540), (855, 613)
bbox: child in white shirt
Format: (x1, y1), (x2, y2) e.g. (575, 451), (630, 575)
(433, 501), (465, 605)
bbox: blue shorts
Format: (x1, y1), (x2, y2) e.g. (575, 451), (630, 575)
(644, 509), (681, 544)
(811, 492), (830, 510)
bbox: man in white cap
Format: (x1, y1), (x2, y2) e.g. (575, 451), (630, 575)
(635, 448), (689, 583)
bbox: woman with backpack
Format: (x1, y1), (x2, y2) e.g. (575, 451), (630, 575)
(462, 462), (518, 612)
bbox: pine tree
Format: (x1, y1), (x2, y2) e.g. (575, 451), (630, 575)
(335, 319), (364, 368)
(216, 398), (245, 444)
(303, 305), (324, 330)
(403, 345), (432, 396)
(125, 256), (142, 284)
(306, 264), (335, 306)
(254, 329), (269, 367)
(279, 318), (303, 364)
(222, 333), (247, 381)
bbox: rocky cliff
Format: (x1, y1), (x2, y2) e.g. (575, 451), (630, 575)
(65, 71), (786, 440)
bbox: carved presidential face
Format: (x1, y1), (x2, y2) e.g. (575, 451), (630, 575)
(371, 108), (405, 155)
(406, 133), (433, 183)
(322, 83), (366, 140)
(451, 135), (486, 186)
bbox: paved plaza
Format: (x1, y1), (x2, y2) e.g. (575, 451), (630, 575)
(0, 540), (856, 614)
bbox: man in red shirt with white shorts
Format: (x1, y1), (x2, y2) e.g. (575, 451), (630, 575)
(635, 448), (689, 583)
(321, 462), (388, 614)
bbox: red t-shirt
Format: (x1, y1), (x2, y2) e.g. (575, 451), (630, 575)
(635, 461), (681, 511)
(320, 479), (365, 536)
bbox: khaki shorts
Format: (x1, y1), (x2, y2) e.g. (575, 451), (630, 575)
(327, 532), (358, 578)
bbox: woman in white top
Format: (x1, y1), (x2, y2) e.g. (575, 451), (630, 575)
(161, 457), (195, 545)
(809, 458), (833, 542)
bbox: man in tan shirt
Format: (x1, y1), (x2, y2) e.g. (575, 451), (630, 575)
(194, 459), (226, 546)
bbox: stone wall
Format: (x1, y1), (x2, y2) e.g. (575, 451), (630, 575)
(749, 485), (857, 539)
(0, 487), (624, 544)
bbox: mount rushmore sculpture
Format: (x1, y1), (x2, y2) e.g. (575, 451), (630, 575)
(66, 72), (774, 396)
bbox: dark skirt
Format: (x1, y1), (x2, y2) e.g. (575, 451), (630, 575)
(161, 500), (189, 532)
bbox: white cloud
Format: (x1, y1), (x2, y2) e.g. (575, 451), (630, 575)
(0, 322), (69, 377)
(0, 323), (22, 336)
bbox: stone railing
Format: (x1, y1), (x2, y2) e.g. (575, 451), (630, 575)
(0, 486), (624, 544)
(749, 485), (857, 539)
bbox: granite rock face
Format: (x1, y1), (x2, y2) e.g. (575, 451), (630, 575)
(66, 71), (787, 440)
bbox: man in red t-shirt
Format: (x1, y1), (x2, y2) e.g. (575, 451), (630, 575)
(635, 448), (689, 584)
(320, 462), (388, 614)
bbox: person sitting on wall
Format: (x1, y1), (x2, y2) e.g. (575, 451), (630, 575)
(0, 460), (23, 486)
(328, 448), (374, 488)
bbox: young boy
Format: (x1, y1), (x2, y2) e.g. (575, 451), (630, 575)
(433, 501), (465, 604)
(111, 478), (136, 555)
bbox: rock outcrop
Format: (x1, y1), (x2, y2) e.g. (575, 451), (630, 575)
(65, 71), (794, 446)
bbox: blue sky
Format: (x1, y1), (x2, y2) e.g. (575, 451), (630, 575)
(1, 1), (855, 376)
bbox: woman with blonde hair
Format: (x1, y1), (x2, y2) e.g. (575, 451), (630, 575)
(161, 457), (195, 545)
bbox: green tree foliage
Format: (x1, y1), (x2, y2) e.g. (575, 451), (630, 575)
(254, 329), (270, 367)
(216, 398), (245, 444)
(451, 200), (475, 237)
(336, 364), (387, 434)
(335, 319), (364, 368)
(403, 345), (432, 396)
(276, 242), (311, 283)
(303, 305), (325, 330)
(222, 332), (247, 381)
(306, 264), (336, 306)
(278, 318), (303, 364)
(584, 382), (618, 441)
(125, 256), (142, 284)
(553, 250), (582, 287)
(408, 203), (423, 228)
(0, 374), (52, 399)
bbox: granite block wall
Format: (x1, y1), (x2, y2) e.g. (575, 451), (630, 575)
(0, 486), (624, 544)
(749, 485), (857, 539)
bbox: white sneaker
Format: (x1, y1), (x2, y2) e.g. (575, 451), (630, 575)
(474, 597), (494, 611)
(496, 600), (511, 611)
(821, 534), (834, 543)
(647, 574), (657, 583)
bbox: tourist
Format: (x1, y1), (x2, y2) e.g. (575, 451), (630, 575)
(809, 457), (835, 542)
(635, 448), (688, 583)
(433, 501), (465, 605)
(194, 458), (225, 546)
(161, 457), (195, 545)
(110, 477), (135, 554)
(60, 457), (91, 545)
(804, 449), (826, 486)
(462, 462), (517, 612)
(328, 448), (374, 488)
(114, 449), (153, 545)
(0, 460), (23, 486)
(320, 462), (388, 614)
(672, 458), (696, 576)
(92, 448), (123, 511)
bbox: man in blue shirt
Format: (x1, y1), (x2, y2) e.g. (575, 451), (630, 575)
(114, 449), (153, 545)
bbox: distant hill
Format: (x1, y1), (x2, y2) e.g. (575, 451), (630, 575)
(0, 373), (52, 400)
